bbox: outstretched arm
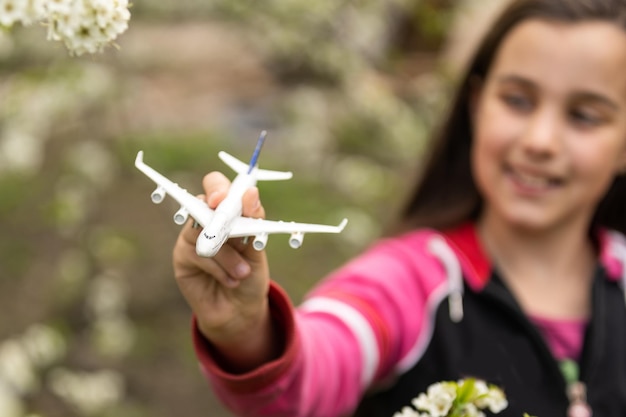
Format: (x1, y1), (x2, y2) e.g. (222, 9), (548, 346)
(173, 171), (279, 372)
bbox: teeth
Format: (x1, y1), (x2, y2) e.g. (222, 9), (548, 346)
(514, 171), (552, 188)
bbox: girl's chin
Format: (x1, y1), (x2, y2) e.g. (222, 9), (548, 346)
(486, 208), (558, 233)
(506, 219), (552, 233)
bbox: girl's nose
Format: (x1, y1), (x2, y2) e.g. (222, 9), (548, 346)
(520, 107), (562, 157)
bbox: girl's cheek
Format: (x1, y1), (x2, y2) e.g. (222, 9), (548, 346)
(474, 121), (510, 157)
(475, 98), (514, 143)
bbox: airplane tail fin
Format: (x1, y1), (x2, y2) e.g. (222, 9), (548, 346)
(218, 131), (293, 181)
(247, 130), (267, 174)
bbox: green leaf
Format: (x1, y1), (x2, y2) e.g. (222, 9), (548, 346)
(455, 378), (476, 404)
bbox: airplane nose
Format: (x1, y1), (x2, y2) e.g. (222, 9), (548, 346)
(196, 239), (218, 257)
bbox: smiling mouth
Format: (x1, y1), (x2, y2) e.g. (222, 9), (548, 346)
(506, 165), (563, 191)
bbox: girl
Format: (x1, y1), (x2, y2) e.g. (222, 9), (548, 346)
(172, 0), (626, 416)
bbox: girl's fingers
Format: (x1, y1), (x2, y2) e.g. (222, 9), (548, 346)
(176, 224), (252, 288)
(203, 172), (231, 209)
(213, 243), (251, 282)
(175, 173), (267, 287)
(242, 187), (265, 219)
(178, 241), (242, 288)
(201, 174), (265, 222)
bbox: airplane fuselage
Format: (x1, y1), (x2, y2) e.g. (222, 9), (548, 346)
(195, 173), (257, 257)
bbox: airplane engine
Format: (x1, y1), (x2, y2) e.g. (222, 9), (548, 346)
(151, 186), (166, 204)
(253, 233), (268, 251)
(173, 207), (189, 225)
(289, 232), (304, 249)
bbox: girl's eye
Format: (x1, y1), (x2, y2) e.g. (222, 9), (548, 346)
(501, 94), (532, 112)
(569, 108), (602, 127)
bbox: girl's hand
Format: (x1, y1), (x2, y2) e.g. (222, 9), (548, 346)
(172, 172), (276, 370)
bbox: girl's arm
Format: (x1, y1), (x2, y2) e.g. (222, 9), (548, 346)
(193, 231), (447, 417)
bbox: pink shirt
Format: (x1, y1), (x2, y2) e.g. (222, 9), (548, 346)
(530, 315), (588, 362)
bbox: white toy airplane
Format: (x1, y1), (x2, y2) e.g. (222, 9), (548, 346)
(135, 131), (348, 257)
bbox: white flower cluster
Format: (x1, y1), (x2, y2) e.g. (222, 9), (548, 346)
(0, 0), (130, 55)
(393, 378), (509, 417)
(49, 368), (125, 414)
(0, 0), (46, 27)
(0, 324), (66, 417)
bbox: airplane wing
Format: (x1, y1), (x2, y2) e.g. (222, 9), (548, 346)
(135, 151), (214, 227)
(229, 217), (348, 238)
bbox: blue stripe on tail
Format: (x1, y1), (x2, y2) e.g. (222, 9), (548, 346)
(247, 130), (267, 174)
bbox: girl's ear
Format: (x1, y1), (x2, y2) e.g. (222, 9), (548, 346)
(468, 75), (484, 125)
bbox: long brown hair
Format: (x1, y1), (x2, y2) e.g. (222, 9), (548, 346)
(394, 0), (626, 234)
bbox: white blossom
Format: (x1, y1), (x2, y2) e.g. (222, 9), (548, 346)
(91, 316), (135, 357)
(0, 380), (23, 417)
(0, 127), (44, 174)
(392, 406), (421, 417)
(478, 385), (509, 413)
(45, 0), (72, 15)
(458, 403), (486, 417)
(20, 324), (66, 368)
(412, 382), (456, 417)
(86, 273), (128, 317)
(0, 340), (38, 394)
(394, 378), (509, 417)
(48, 0), (130, 55)
(0, 0), (28, 27)
(49, 368), (124, 414)
(470, 379), (489, 397)
(4, 0), (131, 55)
(25, 0), (46, 22)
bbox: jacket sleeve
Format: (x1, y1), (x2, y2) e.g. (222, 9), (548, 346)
(193, 231), (449, 417)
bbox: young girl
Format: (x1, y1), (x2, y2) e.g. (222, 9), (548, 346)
(172, 0), (626, 416)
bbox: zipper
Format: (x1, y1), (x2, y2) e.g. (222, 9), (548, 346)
(567, 266), (606, 417)
(578, 266), (604, 386)
(482, 267), (607, 415)
(480, 271), (570, 403)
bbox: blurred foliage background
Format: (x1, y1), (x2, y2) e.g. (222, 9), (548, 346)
(0, 0), (507, 416)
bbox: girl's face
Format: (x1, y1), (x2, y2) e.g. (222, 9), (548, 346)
(472, 19), (626, 233)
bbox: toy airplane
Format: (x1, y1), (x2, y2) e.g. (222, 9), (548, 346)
(135, 131), (348, 257)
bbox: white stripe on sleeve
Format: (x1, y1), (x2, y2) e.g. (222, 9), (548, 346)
(300, 297), (380, 388)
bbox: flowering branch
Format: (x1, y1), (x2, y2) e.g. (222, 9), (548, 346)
(393, 378), (509, 417)
(0, 0), (131, 56)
